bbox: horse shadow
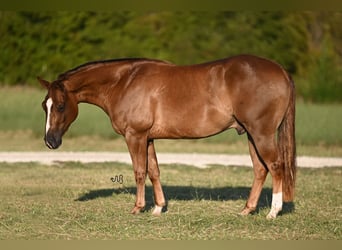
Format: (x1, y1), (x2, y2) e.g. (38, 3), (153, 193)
(75, 185), (295, 216)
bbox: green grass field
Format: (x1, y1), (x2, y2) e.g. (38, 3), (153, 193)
(0, 87), (342, 156)
(0, 162), (340, 239)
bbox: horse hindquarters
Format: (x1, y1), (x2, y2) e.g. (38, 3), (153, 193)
(242, 82), (295, 218)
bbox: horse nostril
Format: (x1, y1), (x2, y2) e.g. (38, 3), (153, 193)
(45, 133), (62, 149)
(45, 140), (54, 149)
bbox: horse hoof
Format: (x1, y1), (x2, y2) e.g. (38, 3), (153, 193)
(151, 205), (163, 216)
(266, 212), (277, 219)
(131, 206), (143, 214)
(240, 206), (256, 216)
(266, 207), (281, 219)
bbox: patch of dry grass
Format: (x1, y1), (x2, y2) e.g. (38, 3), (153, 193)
(0, 162), (340, 239)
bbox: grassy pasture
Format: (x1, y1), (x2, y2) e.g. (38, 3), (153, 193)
(0, 87), (342, 156)
(0, 162), (341, 240)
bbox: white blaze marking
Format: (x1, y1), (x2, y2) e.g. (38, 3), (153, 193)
(45, 98), (53, 135)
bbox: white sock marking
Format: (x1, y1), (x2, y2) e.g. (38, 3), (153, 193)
(45, 98), (53, 135)
(271, 192), (283, 210)
(267, 192), (283, 219)
(152, 205), (163, 215)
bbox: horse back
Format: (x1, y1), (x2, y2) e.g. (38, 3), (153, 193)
(112, 55), (292, 139)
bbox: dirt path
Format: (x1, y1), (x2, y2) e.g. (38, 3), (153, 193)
(0, 152), (341, 168)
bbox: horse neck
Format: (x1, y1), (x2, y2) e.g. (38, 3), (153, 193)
(63, 61), (137, 113)
(64, 74), (113, 113)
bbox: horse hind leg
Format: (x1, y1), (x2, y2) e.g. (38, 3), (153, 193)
(240, 133), (268, 215)
(247, 131), (284, 219)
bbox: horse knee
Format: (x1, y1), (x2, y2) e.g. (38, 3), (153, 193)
(134, 169), (147, 183)
(148, 168), (160, 182)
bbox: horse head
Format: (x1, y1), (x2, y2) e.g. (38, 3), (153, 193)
(38, 77), (78, 149)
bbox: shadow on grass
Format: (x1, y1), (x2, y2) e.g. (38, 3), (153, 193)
(75, 185), (295, 215)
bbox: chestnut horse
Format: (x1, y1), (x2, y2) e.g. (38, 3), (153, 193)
(38, 55), (296, 219)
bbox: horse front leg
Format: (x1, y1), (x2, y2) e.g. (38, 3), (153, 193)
(125, 131), (148, 214)
(147, 140), (166, 215)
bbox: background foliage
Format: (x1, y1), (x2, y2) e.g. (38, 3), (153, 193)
(0, 11), (341, 102)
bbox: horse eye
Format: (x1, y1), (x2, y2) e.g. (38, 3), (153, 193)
(57, 104), (65, 112)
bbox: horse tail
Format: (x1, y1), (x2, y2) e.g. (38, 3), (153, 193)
(278, 74), (297, 202)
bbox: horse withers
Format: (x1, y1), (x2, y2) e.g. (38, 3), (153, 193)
(38, 55), (296, 219)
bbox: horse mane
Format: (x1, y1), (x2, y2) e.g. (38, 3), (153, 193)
(57, 58), (169, 81)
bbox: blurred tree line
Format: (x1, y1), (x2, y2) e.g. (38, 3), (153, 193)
(0, 11), (341, 102)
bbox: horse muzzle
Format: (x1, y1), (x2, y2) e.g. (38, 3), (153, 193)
(45, 132), (62, 149)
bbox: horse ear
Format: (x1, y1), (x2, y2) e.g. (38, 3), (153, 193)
(37, 76), (50, 89)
